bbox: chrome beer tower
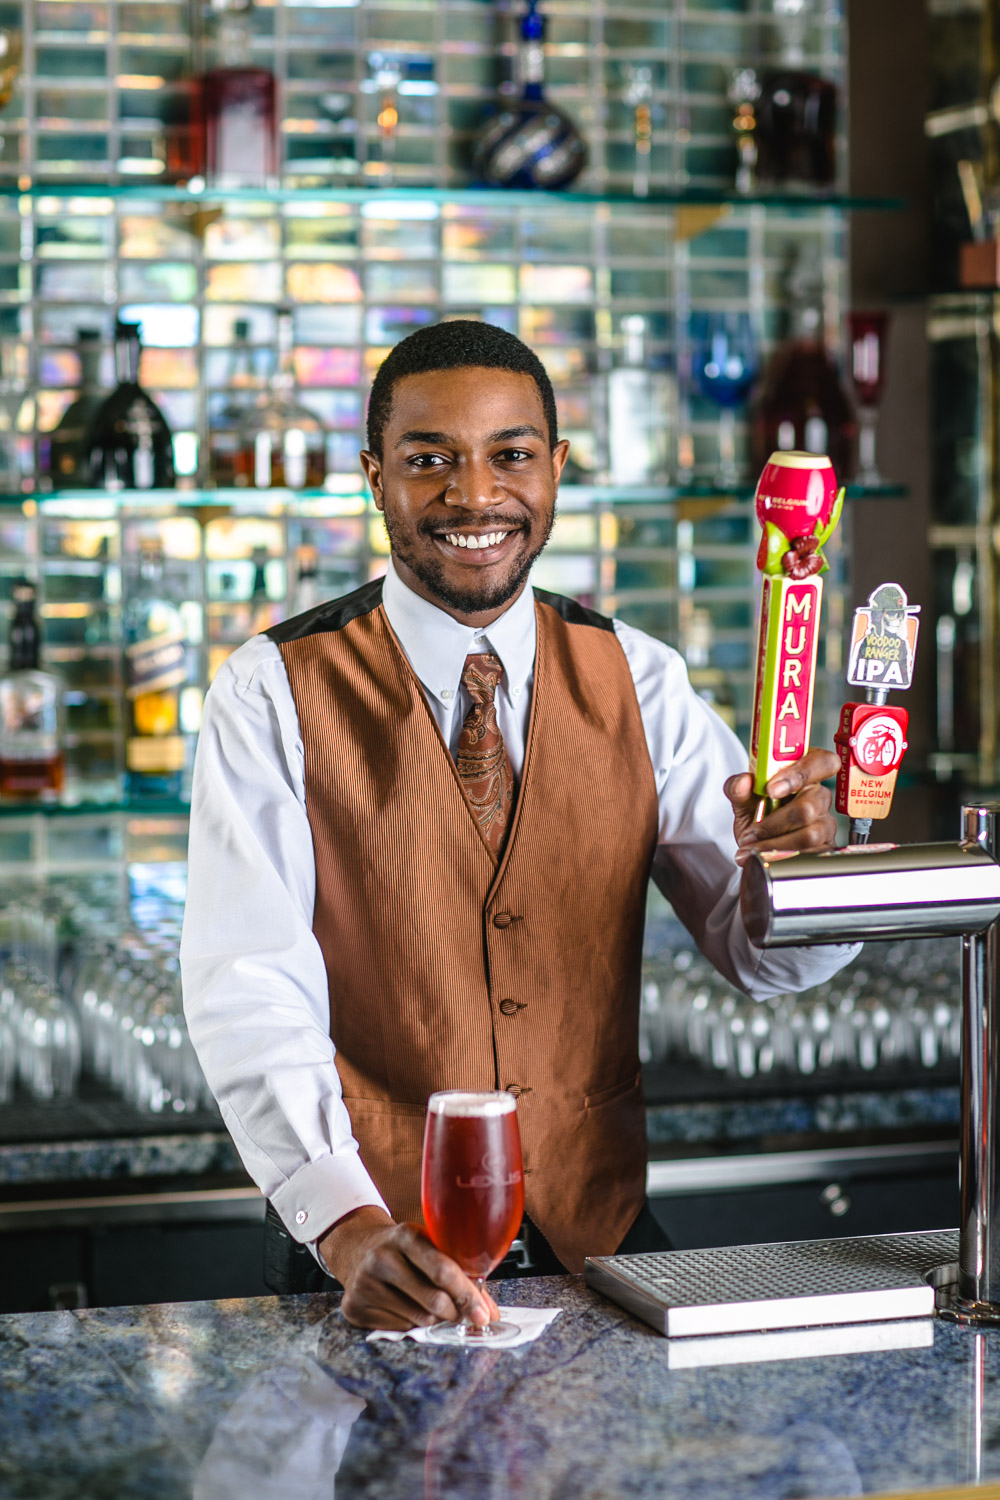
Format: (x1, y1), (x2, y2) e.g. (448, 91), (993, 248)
(742, 803), (1000, 1324)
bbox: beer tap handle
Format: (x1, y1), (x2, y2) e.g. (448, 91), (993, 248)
(748, 455), (844, 820)
(835, 583), (920, 844)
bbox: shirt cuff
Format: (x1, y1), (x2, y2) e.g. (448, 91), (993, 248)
(269, 1151), (390, 1246)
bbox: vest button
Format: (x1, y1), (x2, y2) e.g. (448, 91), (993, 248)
(506, 1084), (525, 1098)
(493, 913), (513, 928)
(499, 998), (519, 1016)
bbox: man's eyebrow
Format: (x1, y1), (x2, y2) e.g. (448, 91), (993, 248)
(395, 429), (453, 449)
(394, 424), (546, 449)
(487, 425), (546, 444)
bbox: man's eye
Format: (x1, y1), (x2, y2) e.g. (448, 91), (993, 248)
(410, 453), (446, 467)
(497, 449), (532, 462)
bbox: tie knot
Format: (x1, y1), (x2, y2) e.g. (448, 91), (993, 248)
(461, 652), (503, 704)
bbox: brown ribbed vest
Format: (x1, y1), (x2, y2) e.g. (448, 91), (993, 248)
(271, 580), (658, 1272)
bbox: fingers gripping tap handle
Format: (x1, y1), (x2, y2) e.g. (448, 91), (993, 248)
(748, 452), (843, 807)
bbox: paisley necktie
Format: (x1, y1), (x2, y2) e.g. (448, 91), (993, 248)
(456, 652), (514, 860)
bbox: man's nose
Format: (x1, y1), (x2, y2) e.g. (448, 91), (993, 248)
(443, 456), (501, 507)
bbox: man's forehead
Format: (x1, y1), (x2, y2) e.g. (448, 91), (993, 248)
(386, 366), (544, 426)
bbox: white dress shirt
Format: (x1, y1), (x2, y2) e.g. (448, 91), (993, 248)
(180, 559), (858, 1250)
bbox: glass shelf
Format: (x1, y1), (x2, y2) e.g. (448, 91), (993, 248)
(0, 181), (906, 213)
(0, 796), (190, 821)
(0, 481), (910, 514)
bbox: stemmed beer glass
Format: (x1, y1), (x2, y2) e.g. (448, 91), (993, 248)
(420, 1090), (524, 1345)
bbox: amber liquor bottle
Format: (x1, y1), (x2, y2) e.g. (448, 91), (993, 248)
(122, 540), (187, 799)
(0, 579), (65, 801)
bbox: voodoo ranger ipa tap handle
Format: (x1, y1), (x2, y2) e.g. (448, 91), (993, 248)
(835, 582), (920, 845)
(748, 451), (845, 820)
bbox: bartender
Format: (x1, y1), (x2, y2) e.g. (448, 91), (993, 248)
(181, 320), (855, 1333)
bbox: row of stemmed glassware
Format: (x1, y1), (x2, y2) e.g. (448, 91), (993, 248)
(0, 899), (81, 1101)
(640, 937), (962, 1081)
(74, 925), (213, 1115)
(0, 882), (214, 1114)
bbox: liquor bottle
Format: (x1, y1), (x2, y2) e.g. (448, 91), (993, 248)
(750, 250), (855, 478)
(163, 78), (206, 185)
(87, 322), (176, 492)
(248, 545), (280, 633)
(122, 540), (187, 799)
(209, 317), (257, 488)
(203, 0), (277, 190)
(49, 330), (105, 488)
(0, 580), (64, 802)
(234, 309), (327, 490)
(622, 65), (653, 199)
(755, 0), (837, 188)
(290, 542), (320, 616)
(472, 0), (587, 190)
(605, 316), (673, 486)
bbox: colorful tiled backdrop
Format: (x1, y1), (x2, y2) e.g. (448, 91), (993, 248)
(0, 0), (853, 804)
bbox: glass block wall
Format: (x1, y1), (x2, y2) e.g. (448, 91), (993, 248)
(0, 0), (853, 813)
(7, 1), (846, 193)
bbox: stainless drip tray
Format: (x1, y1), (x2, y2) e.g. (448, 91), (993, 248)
(584, 1229), (959, 1337)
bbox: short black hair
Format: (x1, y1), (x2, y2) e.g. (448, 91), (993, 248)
(366, 319), (559, 459)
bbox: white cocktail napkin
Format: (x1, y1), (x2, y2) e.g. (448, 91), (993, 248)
(366, 1306), (561, 1348)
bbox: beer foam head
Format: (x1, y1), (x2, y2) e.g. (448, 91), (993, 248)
(427, 1090), (516, 1117)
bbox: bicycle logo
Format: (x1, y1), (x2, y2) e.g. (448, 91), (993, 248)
(852, 714), (906, 777)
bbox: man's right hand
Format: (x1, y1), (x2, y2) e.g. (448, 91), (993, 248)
(318, 1205), (500, 1332)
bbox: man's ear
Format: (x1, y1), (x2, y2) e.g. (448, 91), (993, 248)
(360, 450), (384, 511)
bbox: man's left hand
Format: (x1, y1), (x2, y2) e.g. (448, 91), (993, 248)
(724, 748), (839, 867)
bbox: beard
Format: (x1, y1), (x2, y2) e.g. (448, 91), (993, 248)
(382, 503), (555, 616)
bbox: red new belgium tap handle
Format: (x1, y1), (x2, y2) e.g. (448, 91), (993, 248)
(835, 701), (909, 831)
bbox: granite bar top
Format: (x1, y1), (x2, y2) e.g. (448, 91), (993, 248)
(3, 1273), (1000, 1498)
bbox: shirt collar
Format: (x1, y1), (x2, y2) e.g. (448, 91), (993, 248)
(381, 557), (537, 706)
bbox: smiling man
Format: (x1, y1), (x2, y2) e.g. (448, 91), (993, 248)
(181, 320), (855, 1333)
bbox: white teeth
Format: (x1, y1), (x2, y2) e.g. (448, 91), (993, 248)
(443, 530), (511, 549)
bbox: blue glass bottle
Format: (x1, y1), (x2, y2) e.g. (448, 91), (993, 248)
(472, 0), (587, 191)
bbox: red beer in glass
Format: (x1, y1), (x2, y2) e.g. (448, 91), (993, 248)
(421, 1091), (524, 1343)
